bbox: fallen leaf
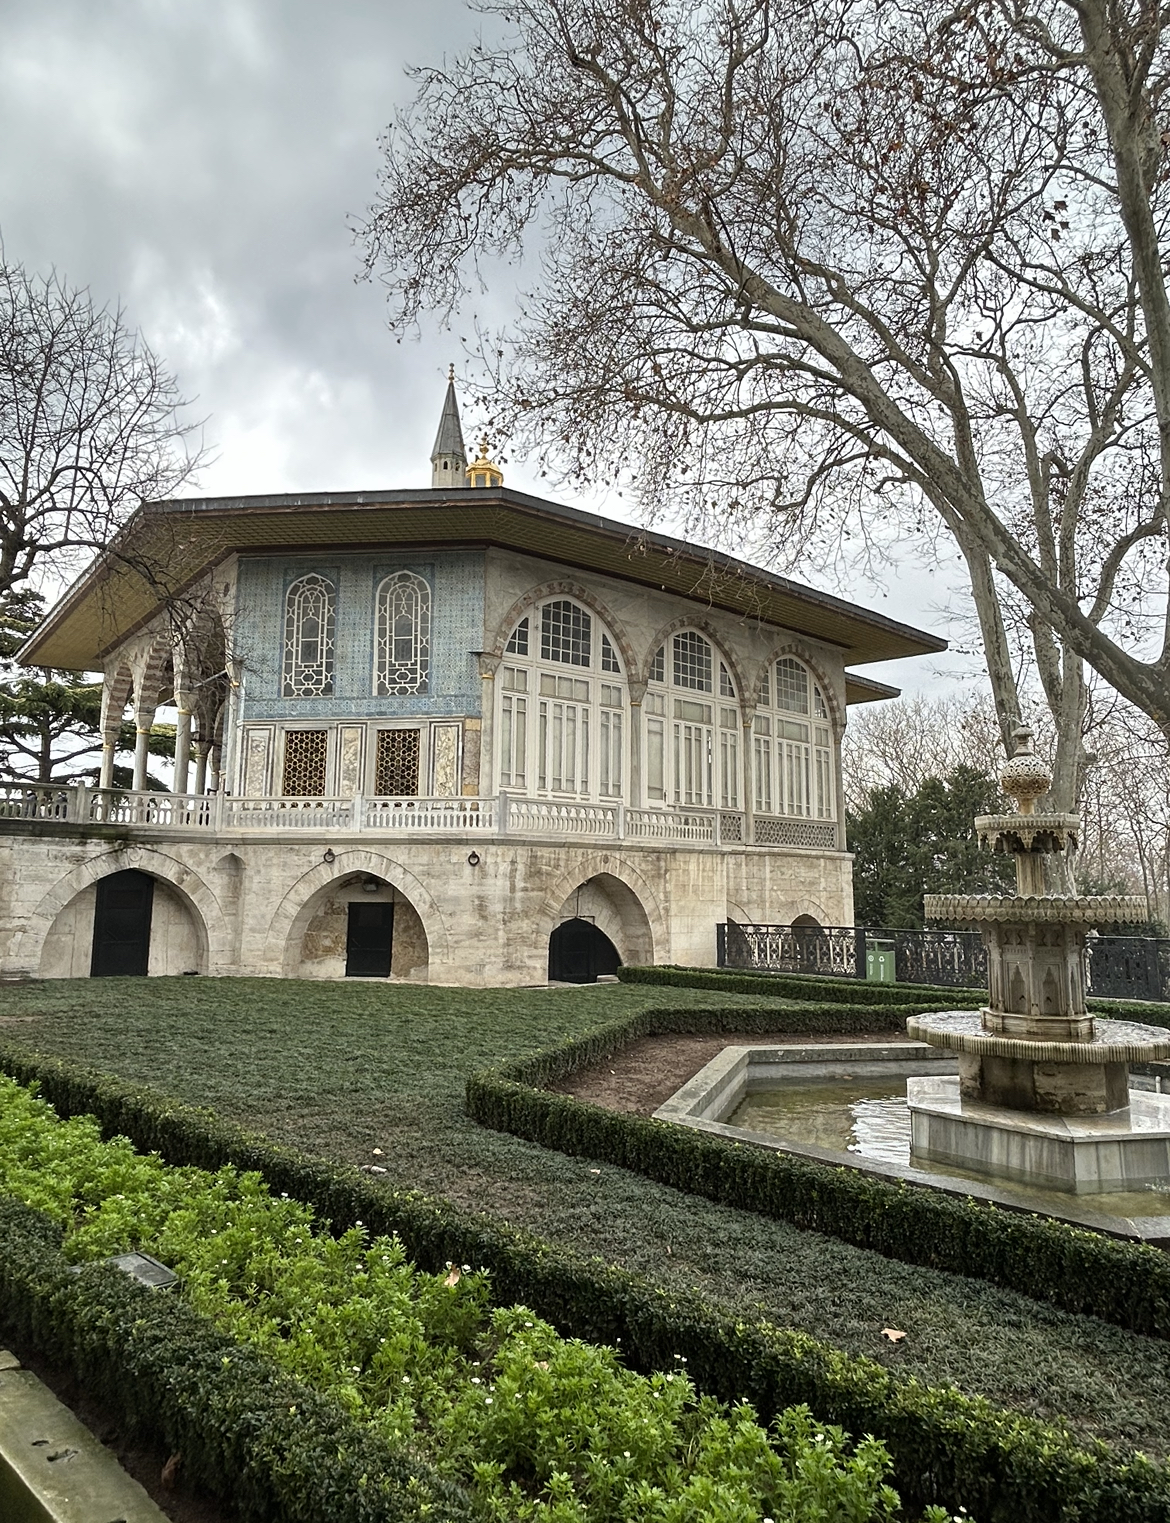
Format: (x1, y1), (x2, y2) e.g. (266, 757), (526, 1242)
(161, 1453), (182, 1490)
(881, 1328), (906, 1342)
(444, 1267), (462, 1287)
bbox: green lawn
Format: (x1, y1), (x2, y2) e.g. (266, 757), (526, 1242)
(2, 976), (1170, 1460)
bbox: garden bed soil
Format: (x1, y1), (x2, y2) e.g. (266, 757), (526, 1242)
(549, 1029), (912, 1114)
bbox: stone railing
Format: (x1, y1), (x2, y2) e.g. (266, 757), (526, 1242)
(0, 783), (841, 850)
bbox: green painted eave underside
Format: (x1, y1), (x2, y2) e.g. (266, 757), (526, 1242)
(21, 486), (947, 672)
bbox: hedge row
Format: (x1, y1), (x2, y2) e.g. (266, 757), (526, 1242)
(617, 964), (987, 1008)
(1, 1039), (1168, 1522)
(464, 1008), (1170, 1343)
(619, 965), (1170, 1027)
(0, 1196), (474, 1523)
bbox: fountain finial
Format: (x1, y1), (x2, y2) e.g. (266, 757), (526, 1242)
(999, 725), (1051, 817)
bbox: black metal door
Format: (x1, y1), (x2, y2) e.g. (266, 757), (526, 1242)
(346, 902), (394, 977)
(548, 917), (621, 983)
(90, 870), (154, 977)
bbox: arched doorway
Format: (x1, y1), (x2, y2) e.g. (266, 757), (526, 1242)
(548, 917), (621, 983)
(91, 869), (154, 976)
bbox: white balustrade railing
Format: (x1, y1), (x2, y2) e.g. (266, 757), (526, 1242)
(222, 796), (354, 829)
(0, 783), (836, 850)
(362, 796), (496, 831)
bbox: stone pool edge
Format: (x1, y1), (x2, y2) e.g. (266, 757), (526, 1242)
(652, 1042), (1170, 1248)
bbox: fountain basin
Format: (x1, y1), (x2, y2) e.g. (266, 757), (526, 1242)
(907, 1074), (1170, 1194)
(907, 1010), (1170, 1114)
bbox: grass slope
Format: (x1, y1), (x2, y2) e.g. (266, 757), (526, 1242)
(2, 977), (1169, 1459)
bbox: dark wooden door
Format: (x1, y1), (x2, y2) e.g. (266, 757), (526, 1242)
(346, 902), (394, 977)
(548, 918), (621, 983)
(90, 870), (155, 977)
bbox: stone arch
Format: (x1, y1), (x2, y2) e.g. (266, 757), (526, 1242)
(18, 847), (228, 977)
(642, 616), (749, 705)
(537, 855), (665, 967)
(263, 849), (449, 977)
(753, 642), (844, 735)
(488, 580), (640, 681)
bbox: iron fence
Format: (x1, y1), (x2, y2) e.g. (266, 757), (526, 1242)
(717, 922), (1170, 1001)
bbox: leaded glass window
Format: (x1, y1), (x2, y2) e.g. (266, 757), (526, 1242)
(541, 600), (591, 666)
(374, 572), (430, 696)
(672, 631), (713, 692)
(283, 574), (335, 697)
(775, 657), (809, 714)
(506, 618), (529, 656)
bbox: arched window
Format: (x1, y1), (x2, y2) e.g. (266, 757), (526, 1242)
(644, 632), (741, 810)
(374, 572), (430, 696)
(753, 656), (834, 819)
(498, 598), (626, 800)
(282, 574), (335, 697)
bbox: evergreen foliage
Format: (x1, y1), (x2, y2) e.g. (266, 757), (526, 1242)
(848, 766), (1016, 928)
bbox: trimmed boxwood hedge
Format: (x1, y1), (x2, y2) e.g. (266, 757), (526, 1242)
(617, 964), (987, 1007)
(1, 1039), (1169, 1522)
(620, 965), (1170, 1027)
(0, 1196), (475, 1523)
(463, 1007), (1170, 1342)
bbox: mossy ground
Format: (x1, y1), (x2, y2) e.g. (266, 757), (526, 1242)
(2, 976), (1169, 1458)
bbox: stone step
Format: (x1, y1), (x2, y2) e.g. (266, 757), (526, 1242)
(0, 1350), (167, 1523)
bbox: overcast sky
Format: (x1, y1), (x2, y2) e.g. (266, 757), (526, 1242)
(0, 0), (977, 697)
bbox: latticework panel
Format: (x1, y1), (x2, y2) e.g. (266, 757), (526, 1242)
(282, 730), (328, 796)
(753, 816), (837, 849)
(375, 571), (430, 695)
(375, 728), (420, 796)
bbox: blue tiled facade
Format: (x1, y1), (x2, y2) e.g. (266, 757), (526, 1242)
(235, 551), (485, 721)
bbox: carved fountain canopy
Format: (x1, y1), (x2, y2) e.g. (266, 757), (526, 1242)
(998, 725), (1051, 816)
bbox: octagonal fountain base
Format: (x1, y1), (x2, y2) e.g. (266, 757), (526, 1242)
(907, 1075), (1170, 1194)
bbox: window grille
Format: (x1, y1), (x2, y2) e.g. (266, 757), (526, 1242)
(648, 645), (665, 683)
(283, 575), (335, 696)
(375, 729), (420, 796)
(601, 633), (620, 672)
(282, 730), (328, 795)
(505, 617), (529, 656)
(775, 657), (809, 714)
(375, 572), (430, 696)
(541, 600), (591, 665)
(719, 662), (735, 698)
(673, 631), (713, 692)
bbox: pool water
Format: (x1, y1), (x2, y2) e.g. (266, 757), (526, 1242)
(728, 1079), (1170, 1220)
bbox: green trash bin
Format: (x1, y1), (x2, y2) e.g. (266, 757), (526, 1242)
(865, 940), (896, 983)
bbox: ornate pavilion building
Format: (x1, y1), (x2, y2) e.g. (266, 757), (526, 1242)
(0, 380), (943, 985)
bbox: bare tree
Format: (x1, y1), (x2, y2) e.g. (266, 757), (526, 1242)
(0, 258), (205, 601)
(362, 0), (1170, 795)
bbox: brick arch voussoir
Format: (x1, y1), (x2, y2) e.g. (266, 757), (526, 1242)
(643, 617), (749, 706)
(537, 854), (665, 960)
(489, 581), (640, 683)
(17, 847), (227, 971)
(755, 642), (844, 735)
(264, 850), (450, 976)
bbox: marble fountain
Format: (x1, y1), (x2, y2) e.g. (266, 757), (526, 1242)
(906, 729), (1170, 1195)
(655, 729), (1170, 1231)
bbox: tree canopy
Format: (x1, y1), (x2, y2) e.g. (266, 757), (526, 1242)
(848, 765), (1016, 927)
(364, 0), (1170, 753)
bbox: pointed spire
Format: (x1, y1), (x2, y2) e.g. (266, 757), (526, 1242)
(431, 366), (468, 487)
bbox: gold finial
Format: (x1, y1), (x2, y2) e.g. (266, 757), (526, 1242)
(467, 433), (504, 488)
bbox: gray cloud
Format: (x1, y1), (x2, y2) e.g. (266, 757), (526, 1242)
(0, 0), (970, 691)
